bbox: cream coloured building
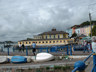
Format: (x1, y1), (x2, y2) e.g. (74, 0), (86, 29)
(18, 28), (74, 46)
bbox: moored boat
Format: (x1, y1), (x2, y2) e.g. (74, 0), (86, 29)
(11, 56), (27, 63)
(0, 56), (9, 63)
(35, 52), (54, 62)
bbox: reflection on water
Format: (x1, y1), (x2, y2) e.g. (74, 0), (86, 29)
(0, 43), (18, 52)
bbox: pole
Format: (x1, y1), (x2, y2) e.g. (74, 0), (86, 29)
(70, 45), (72, 55)
(89, 13), (92, 37)
(93, 54), (96, 72)
(26, 46), (28, 56)
(67, 45), (69, 55)
(8, 47), (9, 56)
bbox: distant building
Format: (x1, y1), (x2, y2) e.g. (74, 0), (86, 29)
(75, 28), (80, 36)
(71, 25), (80, 34)
(66, 28), (72, 37)
(71, 22), (95, 36)
(18, 28), (74, 46)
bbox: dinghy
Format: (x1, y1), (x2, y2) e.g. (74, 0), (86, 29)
(35, 52), (54, 62)
(0, 56), (8, 63)
(11, 56), (27, 63)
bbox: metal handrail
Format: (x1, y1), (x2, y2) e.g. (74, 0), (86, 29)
(72, 67), (78, 72)
(83, 53), (93, 63)
(91, 64), (95, 72)
(72, 52), (94, 72)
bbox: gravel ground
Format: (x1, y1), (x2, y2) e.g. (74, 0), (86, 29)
(0, 58), (87, 68)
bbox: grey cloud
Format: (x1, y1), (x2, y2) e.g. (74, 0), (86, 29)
(0, 0), (96, 41)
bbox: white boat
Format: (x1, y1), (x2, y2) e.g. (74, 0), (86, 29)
(0, 56), (8, 63)
(35, 52), (54, 62)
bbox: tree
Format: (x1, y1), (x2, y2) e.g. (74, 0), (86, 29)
(71, 33), (77, 38)
(89, 25), (96, 36)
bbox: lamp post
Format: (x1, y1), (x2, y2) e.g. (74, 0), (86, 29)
(89, 12), (92, 37)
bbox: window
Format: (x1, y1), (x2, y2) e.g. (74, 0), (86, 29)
(50, 35), (51, 39)
(57, 41), (58, 42)
(36, 42), (37, 43)
(64, 40), (65, 42)
(46, 41), (48, 43)
(46, 35), (47, 39)
(20, 42), (21, 44)
(26, 42), (27, 44)
(42, 41), (44, 43)
(58, 35), (60, 38)
(49, 41), (51, 43)
(53, 41), (55, 43)
(54, 35), (55, 38)
(78, 30), (79, 33)
(60, 40), (62, 43)
(39, 41), (41, 43)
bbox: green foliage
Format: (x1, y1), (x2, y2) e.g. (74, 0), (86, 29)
(65, 65), (71, 69)
(28, 68), (32, 70)
(27, 38), (33, 40)
(4, 41), (14, 43)
(80, 21), (90, 27)
(46, 67), (50, 70)
(89, 25), (96, 36)
(54, 66), (62, 69)
(80, 21), (96, 27)
(54, 65), (71, 70)
(71, 33), (77, 37)
(92, 25), (96, 36)
(73, 21), (96, 29)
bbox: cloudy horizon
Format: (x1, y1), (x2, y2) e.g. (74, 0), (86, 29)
(0, 0), (96, 41)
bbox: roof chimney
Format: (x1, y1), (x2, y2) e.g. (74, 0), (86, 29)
(52, 28), (56, 31)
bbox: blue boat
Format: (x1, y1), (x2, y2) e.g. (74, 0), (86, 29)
(11, 56), (27, 63)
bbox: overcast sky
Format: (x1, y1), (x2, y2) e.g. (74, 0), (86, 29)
(0, 0), (96, 41)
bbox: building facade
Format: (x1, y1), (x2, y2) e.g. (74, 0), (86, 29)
(66, 28), (72, 37)
(18, 28), (74, 46)
(75, 28), (80, 35)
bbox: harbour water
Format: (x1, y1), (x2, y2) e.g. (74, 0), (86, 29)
(0, 43), (18, 52)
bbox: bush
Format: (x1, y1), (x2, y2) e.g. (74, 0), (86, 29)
(46, 67), (50, 70)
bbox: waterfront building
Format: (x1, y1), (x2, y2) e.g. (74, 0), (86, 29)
(72, 27), (75, 34)
(18, 28), (74, 46)
(66, 28), (72, 37)
(71, 23), (95, 36)
(80, 27), (85, 35)
(75, 28), (80, 36)
(79, 25), (94, 36)
(71, 25), (80, 34)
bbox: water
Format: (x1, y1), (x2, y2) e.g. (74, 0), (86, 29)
(0, 43), (18, 52)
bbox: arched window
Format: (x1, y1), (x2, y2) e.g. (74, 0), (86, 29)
(42, 41), (44, 43)
(26, 42), (27, 44)
(53, 41), (55, 43)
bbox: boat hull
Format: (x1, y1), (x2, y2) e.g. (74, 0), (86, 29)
(11, 56), (27, 63)
(0, 56), (8, 63)
(35, 52), (54, 62)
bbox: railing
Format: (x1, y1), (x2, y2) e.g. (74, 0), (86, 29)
(6, 45), (73, 56)
(72, 52), (94, 72)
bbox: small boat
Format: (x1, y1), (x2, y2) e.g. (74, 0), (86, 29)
(11, 56), (27, 63)
(35, 52), (54, 62)
(0, 56), (9, 63)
